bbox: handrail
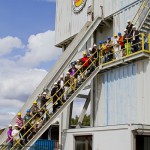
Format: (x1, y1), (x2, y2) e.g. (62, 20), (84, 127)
(2, 33), (150, 150)
(100, 33), (150, 66)
(9, 50), (99, 150)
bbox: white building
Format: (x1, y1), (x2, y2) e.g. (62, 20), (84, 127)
(0, 0), (150, 150)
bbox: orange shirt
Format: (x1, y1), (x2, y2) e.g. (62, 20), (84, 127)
(118, 36), (124, 47)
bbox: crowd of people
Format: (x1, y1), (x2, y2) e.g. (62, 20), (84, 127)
(5, 20), (145, 150)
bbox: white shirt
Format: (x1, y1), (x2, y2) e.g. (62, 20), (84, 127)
(133, 31), (135, 41)
(60, 80), (64, 88)
(12, 129), (20, 141)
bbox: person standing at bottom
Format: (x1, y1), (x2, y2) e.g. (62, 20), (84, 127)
(7, 124), (13, 150)
(12, 124), (21, 150)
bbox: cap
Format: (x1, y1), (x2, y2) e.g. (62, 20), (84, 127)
(107, 36), (111, 39)
(33, 100), (37, 104)
(76, 60), (80, 62)
(17, 112), (21, 116)
(14, 124), (18, 127)
(118, 32), (121, 35)
(83, 52), (86, 55)
(124, 29), (127, 32)
(60, 75), (63, 78)
(114, 34), (117, 37)
(43, 92), (47, 95)
(9, 124), (12, 127)
(88, 47), (92, 51)
(66, 72), (70, 75)
(71, 63), (75, 66)
(127, 20), (131, 23)
(54, 82), (57, 85)
(26, 109), (30, 113)
(93, 44), (97, 47)
(99, 41), (103, 44)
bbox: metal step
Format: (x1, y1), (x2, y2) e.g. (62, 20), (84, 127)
(144, 22), (150, 28)
(0, 16), (103, 144)
(141, 26), (150, 31)
(140, 29), (149, 34)
(23, 66), (101, 150)
(146, 18), (150, 23)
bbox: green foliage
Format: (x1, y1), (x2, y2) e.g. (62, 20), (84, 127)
(71, 114), (90, 126)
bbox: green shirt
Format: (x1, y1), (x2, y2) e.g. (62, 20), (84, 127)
(24, 114), (32, 127)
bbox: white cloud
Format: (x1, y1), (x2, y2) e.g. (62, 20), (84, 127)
(20, 30), (61, 67)
(0, 30), (61, 128)
(0, 36), (23, 56)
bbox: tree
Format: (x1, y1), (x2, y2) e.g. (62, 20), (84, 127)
(71, 114), (90, 126)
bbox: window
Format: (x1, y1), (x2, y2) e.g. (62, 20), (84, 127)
(136, 135), (150, 150)
(75, 135), (92, 150)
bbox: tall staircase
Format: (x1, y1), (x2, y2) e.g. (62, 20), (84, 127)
(0, 16), (102, 149)
(0, 0), (150, 150)
(138, 0), (150, 34)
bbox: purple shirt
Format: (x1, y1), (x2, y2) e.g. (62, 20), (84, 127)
(70, 68), (76, 76)
(7, 129), (13, 142)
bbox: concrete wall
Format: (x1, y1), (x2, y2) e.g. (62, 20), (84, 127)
(94, 59), (150, 126)
(62, 126), (132, 150)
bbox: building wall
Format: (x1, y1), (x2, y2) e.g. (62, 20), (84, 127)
(94, 0), (141, 18)
(94, 59), (150, 126)
(55, 0), (92, 45)
(113, 2), (140, 34)
(62, 126), (132, 150)
(55, 0), (141, 45)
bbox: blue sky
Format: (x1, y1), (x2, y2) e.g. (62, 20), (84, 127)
(0, 0), (62, 128)
(0, 0), (86, 129)
(0, 0), (56, 43)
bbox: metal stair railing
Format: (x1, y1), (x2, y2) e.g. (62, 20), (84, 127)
(0, 16), (102, 145)
(131, 0), (150, 28)
(138, 0), (150, 31)
(6, 50), (100, 150)
(99, 33), (150, 66)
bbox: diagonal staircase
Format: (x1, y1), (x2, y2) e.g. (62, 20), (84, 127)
(0, 0), (150, 150)
(138, 0), (150, 34)
(23, 66), (101, 150)
(0, 16), (102, 145)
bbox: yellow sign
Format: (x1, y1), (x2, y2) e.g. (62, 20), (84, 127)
(73, 0), (87, 13)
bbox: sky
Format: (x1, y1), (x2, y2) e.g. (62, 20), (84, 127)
(0, 0), (61, 128)
(0, 0), (88, 129)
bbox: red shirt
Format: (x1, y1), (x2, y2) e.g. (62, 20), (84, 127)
(16, 117), (23, 128)
(82, 57), (90, 67)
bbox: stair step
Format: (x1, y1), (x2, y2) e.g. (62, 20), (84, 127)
(146, 18), (150, 22)
(140, 29), (148, 34)
(144, 22), (150, 28)
(141, 26), (150, 32)
(141, 26), (150, 31)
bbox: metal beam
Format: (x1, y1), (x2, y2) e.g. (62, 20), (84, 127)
(76, 92), (91, 129)
(0, 16), (103, 144)
(23, 67), (101, 150)
(103, 20), (111, 28)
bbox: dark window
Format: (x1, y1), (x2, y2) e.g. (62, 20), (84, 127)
(136, 135), (150, 150)
(75, 135), (92, 150)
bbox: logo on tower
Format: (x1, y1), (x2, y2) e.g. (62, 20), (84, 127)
(73, 0), (87, 13)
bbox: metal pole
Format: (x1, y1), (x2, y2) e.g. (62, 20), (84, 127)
(142, 33), (145, 51)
